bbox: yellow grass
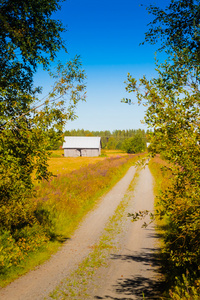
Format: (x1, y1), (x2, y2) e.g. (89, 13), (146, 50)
(48, 149), (127, 175)
(1, 151), (137, 287)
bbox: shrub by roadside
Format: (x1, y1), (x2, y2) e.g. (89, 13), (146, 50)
(149, 156), (200, 299)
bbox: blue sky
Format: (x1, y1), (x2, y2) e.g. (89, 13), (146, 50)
(35, 0), (169, 132)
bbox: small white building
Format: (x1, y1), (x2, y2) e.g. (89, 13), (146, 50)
(62, 136), (101, 157)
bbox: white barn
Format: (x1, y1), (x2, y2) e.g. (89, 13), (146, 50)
(62, 136), (101, 157)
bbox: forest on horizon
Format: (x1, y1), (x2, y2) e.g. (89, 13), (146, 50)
(50, 128), (151, 151)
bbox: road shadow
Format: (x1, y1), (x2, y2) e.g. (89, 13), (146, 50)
(94, 275), (165, 300)
(110, 250), (161, 268)
(94, 249), (166, 300)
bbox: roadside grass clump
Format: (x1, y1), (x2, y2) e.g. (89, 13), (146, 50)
(0, 153), (141, 286)
(149, 156), (200, 299)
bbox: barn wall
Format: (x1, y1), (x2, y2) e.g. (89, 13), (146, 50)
(81, 149), (100, 157)
(64, 148), (101, 157)
(64, 149), (81, 157)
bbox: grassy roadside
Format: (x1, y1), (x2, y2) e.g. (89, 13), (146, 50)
(148, 156), (200, 299)
(48, 168), (140, 300)
(148, 156), (172, 299)
(148, 155), (172, 227)
(35, 155), (143, 238)
(0, 154), (144, 287)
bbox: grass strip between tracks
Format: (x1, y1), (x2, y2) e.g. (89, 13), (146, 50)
(48, 168), (140, 300)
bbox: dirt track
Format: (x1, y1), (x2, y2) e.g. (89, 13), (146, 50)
(86, 164), (164, 299)
(0, 164), (163, 300)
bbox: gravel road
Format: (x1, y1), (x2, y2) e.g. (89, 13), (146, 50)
(0, 165), (139, 300)
(86, 164), (164, 300)
(0, 164), (164, 300)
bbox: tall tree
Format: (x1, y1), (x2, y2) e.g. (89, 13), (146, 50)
(0, 1), (86, 231)
(0, 0), (67, 124)
(123, 0), (200, 293)
(144, 0), (200, 61)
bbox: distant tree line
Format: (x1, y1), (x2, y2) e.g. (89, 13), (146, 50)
(50, 128), (150, 153)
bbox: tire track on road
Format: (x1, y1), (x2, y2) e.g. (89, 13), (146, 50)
(89, 164), (164, 300)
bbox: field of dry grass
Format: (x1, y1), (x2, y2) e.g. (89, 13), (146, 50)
(36, 152), (140, 238)
(48, 149), (127, 175)
(0, 150), (143, 287)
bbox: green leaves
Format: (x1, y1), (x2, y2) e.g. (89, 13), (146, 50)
(0, 0), (87, 260)
(123, 0), (200, 290)
(145, 0), (200, 63)
(122, 132), (146, 154)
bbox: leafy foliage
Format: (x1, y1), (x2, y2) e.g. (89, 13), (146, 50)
(124, 55), (200, 295)
(0, 56), (86, 231)
(0, 0), (65, 102)
(144, 0), (200, 63)
(0, 0), (86, 277)
(148, 157), (200, 299)
(123, 0), (200, 295)
(122, 132), (146, 153)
